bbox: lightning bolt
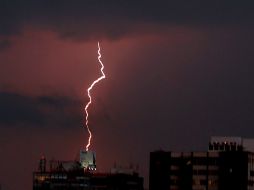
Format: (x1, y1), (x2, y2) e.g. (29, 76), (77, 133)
(85, 42), (105, 151)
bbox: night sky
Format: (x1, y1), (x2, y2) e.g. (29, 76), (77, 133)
(1, 1), (254, 189)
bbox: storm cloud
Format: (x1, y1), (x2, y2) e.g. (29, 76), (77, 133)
(0, 92), (82, 127)
(0, 0), (254, 42)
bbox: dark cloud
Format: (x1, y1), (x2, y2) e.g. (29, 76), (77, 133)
(0, 92), (82, 127)
(0, 92), (42, 124)
(0, 0), (253, 41)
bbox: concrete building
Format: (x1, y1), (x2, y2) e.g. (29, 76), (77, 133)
(149, 136), (254, 190)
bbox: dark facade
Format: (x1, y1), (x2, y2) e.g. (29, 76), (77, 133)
(33, 160), (143, 190)
(33, 171), (143, 190)
(149, 151), (171, 190)
(149, 137), (254, 190)
(218, 151), (248, 190)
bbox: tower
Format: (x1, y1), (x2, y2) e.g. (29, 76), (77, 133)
(80, 150), (96, 171)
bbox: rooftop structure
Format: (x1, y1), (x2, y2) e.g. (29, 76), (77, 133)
(209, 136), (254, 152)
(79, 150), (96, 171)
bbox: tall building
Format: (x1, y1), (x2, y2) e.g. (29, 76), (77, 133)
(149, 136), (254, 190)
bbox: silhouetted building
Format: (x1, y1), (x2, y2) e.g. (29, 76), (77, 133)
(33, 156), (143, 190)
(149, 136), (254, 190)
